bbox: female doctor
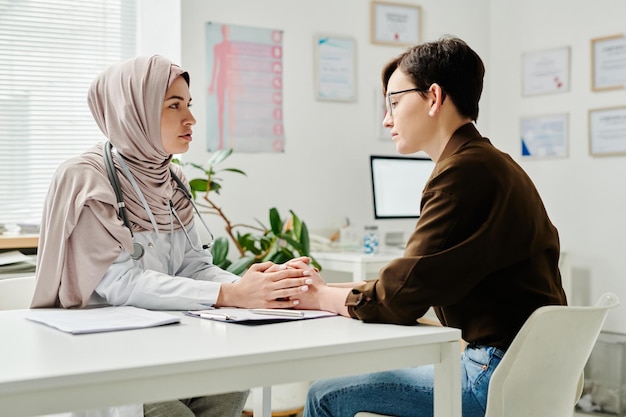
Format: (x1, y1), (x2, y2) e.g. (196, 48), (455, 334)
(31, 55), (313, 417)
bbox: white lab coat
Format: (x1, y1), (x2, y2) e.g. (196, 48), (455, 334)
(43, 220), (239, 417)
(92, 220), (238, 309)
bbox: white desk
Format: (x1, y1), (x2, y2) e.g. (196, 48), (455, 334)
(313, 250), (402, 282)
(315, 250), (572, 293)
(0, 310), (461, 417)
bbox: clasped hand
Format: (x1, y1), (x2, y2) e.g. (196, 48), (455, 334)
(217, 256), (326, 309)
(263, 257), (326, 310)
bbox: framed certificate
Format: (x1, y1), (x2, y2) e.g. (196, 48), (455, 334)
(314, 35), (357, 101)
(370, 1), (421, 47)
(589, 106), (626, 156)
(591, 34), (626, 91)
(520, 114), (568, 158)
(522, 47), (570, 96)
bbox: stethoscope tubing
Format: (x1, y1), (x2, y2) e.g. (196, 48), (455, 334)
(103, 141), (214, 260)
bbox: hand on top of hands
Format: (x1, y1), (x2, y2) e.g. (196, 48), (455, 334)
(217, 257), (323, 309)
(269, 257), (327, 310)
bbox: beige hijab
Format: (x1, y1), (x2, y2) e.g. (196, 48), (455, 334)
(31, 55), (194, 308)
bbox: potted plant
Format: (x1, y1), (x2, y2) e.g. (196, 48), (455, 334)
(173, 149), (320, 275)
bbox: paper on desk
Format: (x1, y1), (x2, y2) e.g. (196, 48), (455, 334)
(0, 250), (37, 273)
(186, 307), (336, 325)
(25, 306), (180, 334)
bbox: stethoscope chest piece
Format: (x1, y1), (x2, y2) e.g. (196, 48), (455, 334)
(131, 242), (145, 261)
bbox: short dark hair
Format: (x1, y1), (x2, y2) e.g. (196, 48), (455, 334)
(382, 36), (485, 121)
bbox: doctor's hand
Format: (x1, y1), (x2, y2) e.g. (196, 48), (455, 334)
(262, 256), (311, 273)
(215, 261), (313, 309)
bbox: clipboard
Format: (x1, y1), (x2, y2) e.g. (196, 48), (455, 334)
(186, 308), (336, 325)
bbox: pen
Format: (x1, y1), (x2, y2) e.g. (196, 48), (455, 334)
(200, 312), (237, 321)
(250, 308), (305, 318)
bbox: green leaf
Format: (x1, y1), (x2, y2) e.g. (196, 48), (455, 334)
(210, 237), (229, 264)
(269, 207), (282, 235)
(237, 232), (253, 247)
(271, 251), (291, 264)
(253, 217), (268, 231)
(280, 235), (302, 252)
(171, 157), (182, 165)
(261, 246), (279, 262)
(216, 259), (232, 269)
(207, 148), (233, 166)
(290, 210), (303, 238)
(222, 167), (247, 176)
(227, 256), (256, 276)
(209, 181), (222, 194)
(189, 178), (208, 193)
(188, 162), (207, 173)
(300, 222), (310, 256)
(235, 234), (259, 255)
(246, 243), (262, 256)
(259, 235), (273, 252)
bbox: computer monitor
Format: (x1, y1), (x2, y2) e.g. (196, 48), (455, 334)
(370, 155), (435, 219)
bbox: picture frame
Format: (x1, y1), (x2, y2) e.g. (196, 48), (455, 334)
(522, 46), (570, 96)
(314, 35), (357, 102)
(520, 113), (568, 158)
(591, 34), (626, 91)
(588, 106), (626, 156)
(370, 1), (421, 47)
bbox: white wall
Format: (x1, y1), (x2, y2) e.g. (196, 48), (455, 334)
(140, 0), (625, 332)
(487, 0), (626, 332)
(175, 0), (490, 241)
(137, 0), (181, 64)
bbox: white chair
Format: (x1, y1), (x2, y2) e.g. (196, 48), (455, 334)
(355, 292), (620, 417)
(0, 274), (36, 309)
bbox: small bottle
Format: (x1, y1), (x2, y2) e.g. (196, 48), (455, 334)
(363, 225), (379, 254)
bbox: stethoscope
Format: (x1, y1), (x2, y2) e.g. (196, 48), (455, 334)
(103, 141), (214, 261)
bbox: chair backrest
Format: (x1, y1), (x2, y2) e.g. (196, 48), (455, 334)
(484, 292), (620, 417)
(0, 275), (36, 309)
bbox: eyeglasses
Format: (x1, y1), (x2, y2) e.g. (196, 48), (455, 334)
(385, 87), (429, 118)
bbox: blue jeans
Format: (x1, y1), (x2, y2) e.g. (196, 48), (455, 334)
(304, 345), (505, 417)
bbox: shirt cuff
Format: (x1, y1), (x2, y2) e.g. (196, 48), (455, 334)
(345, 288), (367, 319)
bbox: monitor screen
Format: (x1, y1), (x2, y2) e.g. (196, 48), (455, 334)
(370, 155), (435, 219)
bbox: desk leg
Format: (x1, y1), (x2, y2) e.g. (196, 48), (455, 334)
(252, 386), (272, 417)
(353, 262), (366, 282)
(433, 340), (461, 417)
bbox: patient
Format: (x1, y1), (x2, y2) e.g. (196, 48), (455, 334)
(290, 36), (567, 417)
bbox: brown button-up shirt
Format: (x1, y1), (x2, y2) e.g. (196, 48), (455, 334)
(347, 123), (566, 349)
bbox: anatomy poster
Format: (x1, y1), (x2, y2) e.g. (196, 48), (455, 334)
(205, 22), (285, 153)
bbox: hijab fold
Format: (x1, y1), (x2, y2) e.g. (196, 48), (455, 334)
(32, 55), (193, 308)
